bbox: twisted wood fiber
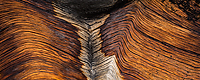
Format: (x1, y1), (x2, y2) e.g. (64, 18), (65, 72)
(0, 0), (86, 79)
(101, 0), (200, 79)
(53, 6), (122, 80)
(0, 0), (200, 80)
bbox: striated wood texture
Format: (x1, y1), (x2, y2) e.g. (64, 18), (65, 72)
(0, 0), (200, 80)
(101, 0), (200, 79)
(53, 5), (122, 80)
(0, 0), (87, 79)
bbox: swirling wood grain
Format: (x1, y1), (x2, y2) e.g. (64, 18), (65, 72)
(101, 0), (200, 79)
(0, 0), (86, 79)
(0, 0), (200, 80)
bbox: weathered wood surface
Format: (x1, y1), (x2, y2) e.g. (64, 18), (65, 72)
(0, 0), (200, 80)
(0, 0), (86, 79)
(101, 0), (200, 79)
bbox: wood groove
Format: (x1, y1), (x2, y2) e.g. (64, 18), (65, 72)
(54, 5), (122, 79)
(1, 0), (200, 80)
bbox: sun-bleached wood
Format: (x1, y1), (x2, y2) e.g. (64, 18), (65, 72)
(54, 6), (122, 80)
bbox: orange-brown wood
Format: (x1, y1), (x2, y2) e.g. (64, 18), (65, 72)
(0, 0), (86, 79)
(0, 0), (199, 80)
(101, 0), (200, 79)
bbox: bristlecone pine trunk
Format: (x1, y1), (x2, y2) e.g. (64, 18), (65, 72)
(0, 0), (199, 80)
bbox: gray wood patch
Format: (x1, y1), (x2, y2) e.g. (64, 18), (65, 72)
(54, 6), (122, 80)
